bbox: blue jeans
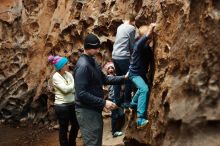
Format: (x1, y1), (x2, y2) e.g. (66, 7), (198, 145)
(113, 59), (132, 104)
(129, 73), (149, 118)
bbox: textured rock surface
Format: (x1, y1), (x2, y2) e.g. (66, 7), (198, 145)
(0, 0), (219, 146)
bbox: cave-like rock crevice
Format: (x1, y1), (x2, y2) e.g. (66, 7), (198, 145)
(0, 0), (219, 146)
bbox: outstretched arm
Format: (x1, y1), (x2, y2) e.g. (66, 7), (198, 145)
(102, 72), (125, 85)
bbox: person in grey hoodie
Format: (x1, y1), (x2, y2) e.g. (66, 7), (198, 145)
(112, 14), (136, 108)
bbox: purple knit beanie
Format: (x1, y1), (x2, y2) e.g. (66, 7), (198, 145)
(48, 55), (68, 71)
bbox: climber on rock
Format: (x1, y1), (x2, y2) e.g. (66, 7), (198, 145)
(128, 23), (156, 128)
(112, 14), (136, 109)
(74, 33), (129, 146)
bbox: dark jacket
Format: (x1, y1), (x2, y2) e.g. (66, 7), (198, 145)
(129, 35), (153, 77)
(74, 54), (125, 112)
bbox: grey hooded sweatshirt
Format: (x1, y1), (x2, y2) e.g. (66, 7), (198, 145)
(112, 23), (136, 60)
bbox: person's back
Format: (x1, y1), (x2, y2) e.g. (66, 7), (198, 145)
(111, 14), (136, 108)
(129, 36), (153, 77)
(128, 23), (156, 129)
(112, 23), (135, 60)
(74, 53), (106, 112)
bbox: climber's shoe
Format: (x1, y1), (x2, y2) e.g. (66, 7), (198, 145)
(137, 118), (149, 129)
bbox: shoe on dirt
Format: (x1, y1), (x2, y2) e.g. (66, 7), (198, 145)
(113, 131), (123, 137)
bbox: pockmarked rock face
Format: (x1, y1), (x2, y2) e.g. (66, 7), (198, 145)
(0, 0), (219, 146)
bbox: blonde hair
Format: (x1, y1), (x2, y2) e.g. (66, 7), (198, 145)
(139, 25), (150, 36)
(124, 14), (136, 22)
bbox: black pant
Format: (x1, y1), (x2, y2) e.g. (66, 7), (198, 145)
(111, 107), (125, 135)
(55, 104), (79, 146)
(113, 59), (132, 104)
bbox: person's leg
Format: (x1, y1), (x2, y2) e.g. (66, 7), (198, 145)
(129, 75), (139, 109)
(124, 79), (132, 105)
(111, 109), (117, 135)
(113, 85), (121, 104)
(119, 59), (132, 104)
(75, 108), (103, 146)
(129, 83), (140, 105)
(69, 105), (79, 146)
(113, 59), (132, 106)
(130, 76), (149, 128)
(113, 59), (122, 103)
(54, 105), (69, 146)
(111, 108), (124, 137)
(130, 76), (149, 118)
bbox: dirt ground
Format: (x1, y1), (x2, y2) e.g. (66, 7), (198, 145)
(0, 117), (124, 146)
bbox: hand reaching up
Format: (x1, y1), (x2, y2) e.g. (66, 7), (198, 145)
(146, 23), (157, 37)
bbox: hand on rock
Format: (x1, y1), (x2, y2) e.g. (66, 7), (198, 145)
(147, 23), (157, 37)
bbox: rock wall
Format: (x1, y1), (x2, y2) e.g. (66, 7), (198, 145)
(0, 0), (219, 146)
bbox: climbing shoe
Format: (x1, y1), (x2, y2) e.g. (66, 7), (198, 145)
(137, 118), (149, 129)
(113, 131), (123, 137)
